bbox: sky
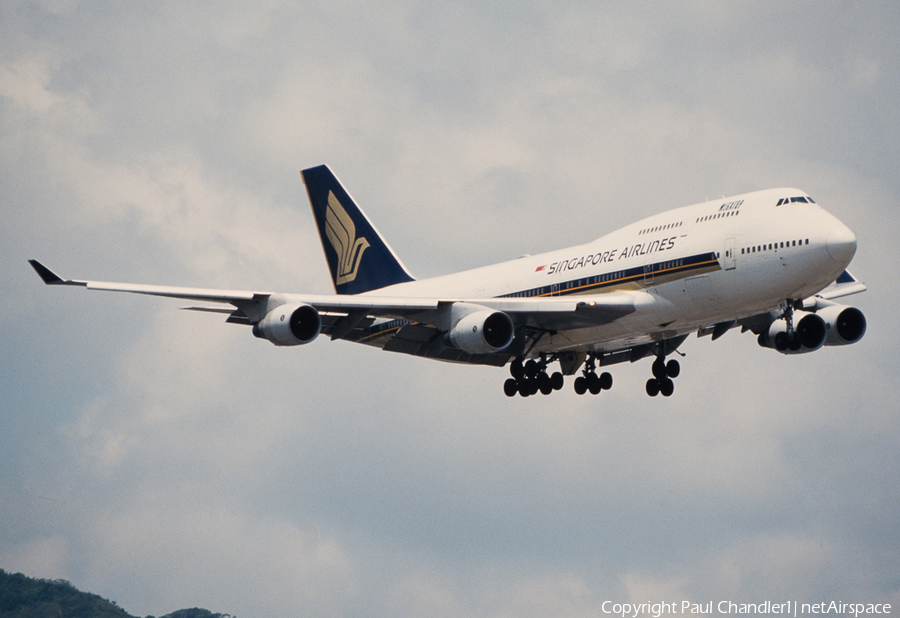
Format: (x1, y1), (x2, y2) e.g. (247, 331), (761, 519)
(1, 1), (899, 616)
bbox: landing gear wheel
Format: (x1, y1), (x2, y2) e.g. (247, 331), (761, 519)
(659, 377), (675, 397)
(646, 378), (660, 397)
(538, 372), (553, 395)
(503, 378), (518, 397)
(550, 372), (564, 391)
(510, 359), (524, 380)
(652, 359), (667, 380)
(587, 373), (602, 395)
(599, 372), (613, 390)
(774, 331), (789, 352)
(665, 360), (680, 379)
(518, 380), (531, 397)
(574, 376), (587, 395)
(517, 378), (536, 397)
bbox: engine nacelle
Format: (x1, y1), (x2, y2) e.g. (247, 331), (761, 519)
(757, 311), (826, 354)
(252, 304), (322, 346)
(448, 309), (515, 354)
(818, 304), (866, 346)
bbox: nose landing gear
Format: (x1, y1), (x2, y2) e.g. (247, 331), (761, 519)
(773, 300), (804, 352)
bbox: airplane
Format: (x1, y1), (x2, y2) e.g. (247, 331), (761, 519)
(29, 164), (867, 398)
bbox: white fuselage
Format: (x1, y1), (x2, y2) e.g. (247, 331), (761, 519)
(368, 188), (857, 355)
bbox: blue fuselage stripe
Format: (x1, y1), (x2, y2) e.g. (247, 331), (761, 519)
(500, 251), (719, 299)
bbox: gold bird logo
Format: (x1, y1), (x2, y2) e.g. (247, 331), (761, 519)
(325, 191), (370, 285)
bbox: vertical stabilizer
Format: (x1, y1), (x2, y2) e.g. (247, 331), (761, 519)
(302, 165), (415, 294)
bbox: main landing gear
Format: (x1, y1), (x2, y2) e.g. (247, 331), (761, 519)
(573, 354), (612, 396)
(504, 358), (564, 397)
(502, 342), (684, 398)
(503, 353), (612, 397)
(645, 346), (680, 397)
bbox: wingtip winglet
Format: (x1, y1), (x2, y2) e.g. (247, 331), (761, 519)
(29, 259), (67, 284)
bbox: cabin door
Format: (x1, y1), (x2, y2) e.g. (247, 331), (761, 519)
(724, 237), (736, 270)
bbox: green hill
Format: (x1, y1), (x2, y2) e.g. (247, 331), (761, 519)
(0, 569), (231, 618)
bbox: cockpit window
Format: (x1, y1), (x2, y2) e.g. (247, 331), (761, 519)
(777, 196), (816, 206)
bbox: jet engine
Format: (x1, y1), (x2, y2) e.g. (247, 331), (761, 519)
(757, 311), (827, 354)
(448, 309), (515, 354)
(252, 304), (322, 346)
(818, 304), (867, 346)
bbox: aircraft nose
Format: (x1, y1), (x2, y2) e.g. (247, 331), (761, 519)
(826, 223), (857, 264)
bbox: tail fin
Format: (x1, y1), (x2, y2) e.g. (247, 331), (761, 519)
(302, 165), (415, 294)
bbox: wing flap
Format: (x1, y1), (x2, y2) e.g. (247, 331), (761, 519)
(481, 292), (642, 331)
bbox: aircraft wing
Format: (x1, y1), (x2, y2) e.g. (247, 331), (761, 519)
(29, 260), (640, 332)
(29, 259), (265, 303)
(814, 270), (867, 301)
(28, 260), (439, 321)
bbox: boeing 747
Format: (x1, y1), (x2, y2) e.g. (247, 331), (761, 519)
(30, 165), (866, 397)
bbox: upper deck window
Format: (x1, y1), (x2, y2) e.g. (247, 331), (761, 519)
(638, 220), (683, 235)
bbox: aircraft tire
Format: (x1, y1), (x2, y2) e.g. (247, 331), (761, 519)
(518, 380), (531, 397)
(659, 377), (674, 397)
(510, 359), (524, 380)
(504, 378), (518, 397)
(587, 373), (602, 395)
(551, 372), (564, 390)
(775, 332), (789, 351)
(574, 376), (587, 395)
(538, 373), (553, 395)
(666, 360), (680, 379)
(652, 359), (667, 379)
(646, 378), (660, 397)
(599, 372), (613, 390)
